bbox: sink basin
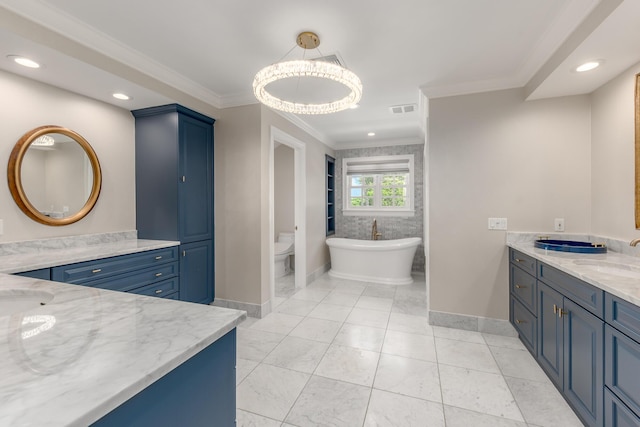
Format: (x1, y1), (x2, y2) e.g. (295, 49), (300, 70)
(572, 260), (640, 279)
(0, 289), (54, 316)
(535, 239), (607, 254)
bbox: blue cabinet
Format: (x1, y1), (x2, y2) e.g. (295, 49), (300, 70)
(509, 249), (604, 427)
(132, 104), (215, 304)
(509, 249), (538, 355)
(537, 281), (564, 386)
(180, 240), (213, 304)
(91, 328), (236, 427)
(51, 247), (180, 299)
(15, 268), (51, 280)
(536, 271), (604, 427)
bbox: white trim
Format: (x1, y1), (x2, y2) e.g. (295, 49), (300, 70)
(337, 137), (424, 150)
(272, 110), (336, 149)
(269, 126), (307, 304)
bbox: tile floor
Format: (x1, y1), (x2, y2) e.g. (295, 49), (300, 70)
(236, 273), (584, 427)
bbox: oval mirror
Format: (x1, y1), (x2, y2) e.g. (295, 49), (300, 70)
(7, 125), (102, 226)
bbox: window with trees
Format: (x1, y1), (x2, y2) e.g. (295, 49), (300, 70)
(343, 155), (414, 216)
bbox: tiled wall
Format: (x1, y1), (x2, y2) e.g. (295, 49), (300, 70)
(335, 144), (425, 272)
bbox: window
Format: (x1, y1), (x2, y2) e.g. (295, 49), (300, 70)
(343, 155), (414, 216)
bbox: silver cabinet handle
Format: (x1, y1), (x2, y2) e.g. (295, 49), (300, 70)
(155, 273), (163, 277)
(515, 284), (527, 289)
(92, 269), (102, 274)
(155, 289), (163, 294)
(155, 256), (163, 260)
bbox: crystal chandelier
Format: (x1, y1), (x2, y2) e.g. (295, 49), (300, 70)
(253, 32), (362, 115)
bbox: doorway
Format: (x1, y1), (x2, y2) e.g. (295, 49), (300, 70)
(269, 126), (306, 304)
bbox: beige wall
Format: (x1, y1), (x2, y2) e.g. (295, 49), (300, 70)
(274, 144), (295, 237)
(429, 88), (591, 319)
(591, 62), (640, 240)
(214, 104), (263, 305)
(0, 69), (136, 241)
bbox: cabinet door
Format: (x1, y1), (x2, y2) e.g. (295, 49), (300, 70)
(564, 298), (604, 427)
(180, 240), (213, 304)
(178, 115), (213, 243)
(538, 281), (564, 387)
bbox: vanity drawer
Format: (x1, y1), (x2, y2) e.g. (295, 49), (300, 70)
(510, 248), (536, 276)
(134, 277), (180, 298)
(511, 296), (537, 355)
(606, 294), (640, 344)
(81, 262), (178, 293)
(538, 263), (604, 318)
(51, 247), (178, 284)
(605, 325), (640, 417)
(510, 264), (537, 313)
(605, 388), (640, 427)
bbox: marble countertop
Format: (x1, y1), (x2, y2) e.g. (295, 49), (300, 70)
(0, 273), (245, 426)
(0, 238), (179, 274)
(507, 234), (640, 307)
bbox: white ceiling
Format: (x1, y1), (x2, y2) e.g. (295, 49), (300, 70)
(0, 0), (637, 148)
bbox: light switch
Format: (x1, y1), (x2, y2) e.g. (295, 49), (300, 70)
(488, 217), (508, 230)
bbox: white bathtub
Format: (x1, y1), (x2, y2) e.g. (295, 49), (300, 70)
(326, 237), (422, 285)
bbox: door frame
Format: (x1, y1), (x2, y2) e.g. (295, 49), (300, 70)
(269, 126), (307, 302)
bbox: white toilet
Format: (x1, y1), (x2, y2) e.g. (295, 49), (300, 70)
(274, 232), (295, 278)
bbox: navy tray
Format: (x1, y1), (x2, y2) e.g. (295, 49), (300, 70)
(534, 239), (607, 254)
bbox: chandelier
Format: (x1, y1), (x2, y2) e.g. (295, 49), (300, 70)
(253, 32), (362, 115)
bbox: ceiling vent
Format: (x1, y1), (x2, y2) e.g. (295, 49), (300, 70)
(311, 54), (343, 67)
(389, 104), (417, 115)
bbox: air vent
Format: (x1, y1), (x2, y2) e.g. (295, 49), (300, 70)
(389, 104), (417, 115)
(311, 54), (343, 67)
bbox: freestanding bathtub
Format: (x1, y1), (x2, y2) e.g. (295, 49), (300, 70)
(326, 237), (422, 285)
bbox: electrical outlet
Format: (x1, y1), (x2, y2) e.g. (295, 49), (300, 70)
(554, 218), (565, 232)
(488, 217), (508, 230)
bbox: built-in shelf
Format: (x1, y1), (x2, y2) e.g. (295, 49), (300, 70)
(326, 154), (336, 236)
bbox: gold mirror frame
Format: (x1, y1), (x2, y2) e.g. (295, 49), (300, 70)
(7, 125), (102, 226)
(636, 74), (640, 229)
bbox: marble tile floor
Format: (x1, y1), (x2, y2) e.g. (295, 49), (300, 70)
(236, 273), (583, 427)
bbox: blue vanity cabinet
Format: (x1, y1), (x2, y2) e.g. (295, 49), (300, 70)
(179, 240), (213, 304)
(51, 247), (180, 299)
(605, 294), (640, 425)
(509, 249), (538, 355)
(537, 281), (564, 386)
(91, 328), (236, 427)
(132, 104), (215, 304)
(536, 267), (604, 427)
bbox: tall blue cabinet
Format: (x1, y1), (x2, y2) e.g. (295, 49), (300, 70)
(132, 104), (215, 304)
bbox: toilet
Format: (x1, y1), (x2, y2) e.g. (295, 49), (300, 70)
(274, 232), (295, 278)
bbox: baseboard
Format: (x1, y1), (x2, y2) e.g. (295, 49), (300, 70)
(428, 310), (518, 337)
(306, 262), (331, 285)
(211, 298), (271, 319)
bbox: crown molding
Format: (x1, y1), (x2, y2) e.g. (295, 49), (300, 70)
(335, 137), (424, 151)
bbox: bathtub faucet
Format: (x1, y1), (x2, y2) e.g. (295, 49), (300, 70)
(371, 219), (382, 240)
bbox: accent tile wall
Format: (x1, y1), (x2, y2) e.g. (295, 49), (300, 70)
(335, 144), (425, 272)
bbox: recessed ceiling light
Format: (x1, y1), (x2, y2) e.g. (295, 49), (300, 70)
(367, 132), (375, 137)
(112, 93), (131, 100)
(8, 55), (40, 69)
(575, 61), (601, 72)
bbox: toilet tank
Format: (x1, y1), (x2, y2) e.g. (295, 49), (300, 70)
(277, 232), (295, 244)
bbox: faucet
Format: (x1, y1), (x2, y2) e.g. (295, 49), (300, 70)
(371, 219), (382, 240)
(631, 238), (640, 247)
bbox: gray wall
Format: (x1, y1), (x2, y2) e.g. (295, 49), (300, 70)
(335, 144), (425, 272)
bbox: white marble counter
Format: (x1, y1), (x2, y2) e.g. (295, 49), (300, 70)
(507, 232), (640, 307)
(0, 273), (245, 426)
(0, 232), (179, 274)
